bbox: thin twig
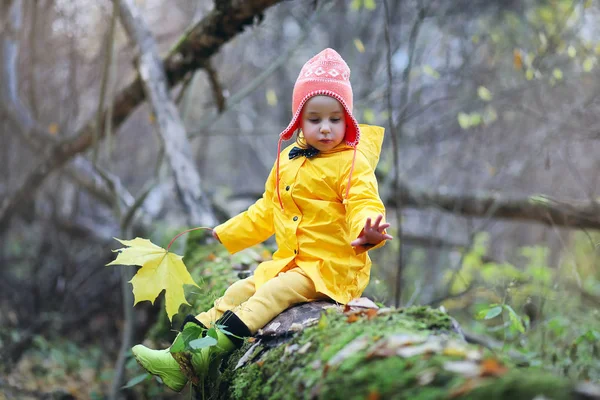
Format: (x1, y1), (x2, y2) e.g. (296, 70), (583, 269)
(389, 2), (428, 307)
(202, 59), (226, 113)
(93, 1), (119, 164)
(383, 0), (403, 308)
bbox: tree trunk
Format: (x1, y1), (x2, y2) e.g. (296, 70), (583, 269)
(194, 303), (597, 400)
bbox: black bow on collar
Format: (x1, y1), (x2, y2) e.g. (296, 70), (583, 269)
(289, 146), (320, 160)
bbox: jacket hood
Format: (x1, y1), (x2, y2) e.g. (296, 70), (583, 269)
(356, 124), (384, 170)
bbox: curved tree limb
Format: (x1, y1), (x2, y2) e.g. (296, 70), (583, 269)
(202, 59), (226, 113)
(389, 184), (600, 230)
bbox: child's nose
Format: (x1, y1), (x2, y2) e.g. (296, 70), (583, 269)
(320, 123), (331, 133)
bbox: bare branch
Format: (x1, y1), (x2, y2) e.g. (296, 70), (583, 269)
(386, 2), (428, 307)
(202, 59), (226, 113)
(117, 0), (216, 227)
(389, 184), (600, 230)
(0, 0), (282, 229)
(93, 0), (119, 163)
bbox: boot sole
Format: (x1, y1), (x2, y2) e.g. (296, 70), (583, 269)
(132, 351), (187, 392)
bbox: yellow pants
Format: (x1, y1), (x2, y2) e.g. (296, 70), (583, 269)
(195, 267), (324, 334)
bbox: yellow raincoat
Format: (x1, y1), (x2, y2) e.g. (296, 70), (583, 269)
(214, 125), (386, 304)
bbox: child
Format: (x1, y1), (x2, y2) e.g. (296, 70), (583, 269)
(132, 48), (393, 392)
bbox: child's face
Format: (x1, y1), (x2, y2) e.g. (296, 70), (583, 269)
(300, 96), (346, 151)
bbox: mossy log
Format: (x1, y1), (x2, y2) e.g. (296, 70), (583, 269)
(191, 301), (599, 400)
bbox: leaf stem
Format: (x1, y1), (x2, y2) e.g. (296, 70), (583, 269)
(167, 226), (213, 251)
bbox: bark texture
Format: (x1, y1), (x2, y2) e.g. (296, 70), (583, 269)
(192, 303), (597, 400)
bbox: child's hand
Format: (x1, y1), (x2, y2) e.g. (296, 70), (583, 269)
(350, 214), (393, 247)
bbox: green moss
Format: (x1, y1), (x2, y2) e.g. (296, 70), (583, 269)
(199, 307), (577, 400)
(218, 308), (458, 399)
(465, 370), (571, 399)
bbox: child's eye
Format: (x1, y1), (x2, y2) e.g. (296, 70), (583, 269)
(308, 119), (320, 123)
(330, 118), (341, 123)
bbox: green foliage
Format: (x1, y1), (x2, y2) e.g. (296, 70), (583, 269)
(441, 231), (600, 383)
(456, 2), (598, 132)
(0, 332), (117, 396)
(351, 0), (376, 11)
(170, 324), (212, 354)
(476, 304), (525, 334)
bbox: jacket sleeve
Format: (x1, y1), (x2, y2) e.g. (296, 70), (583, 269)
(340, 151), (387, 255)
(213, 164), (276, 254)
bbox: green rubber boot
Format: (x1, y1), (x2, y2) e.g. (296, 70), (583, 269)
(131, 345), (187, 392)
(132, 316), (207, 392)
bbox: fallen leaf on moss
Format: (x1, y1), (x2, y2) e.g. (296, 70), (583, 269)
(442, 340), (469, 357)
(327, 336), (370, 367)
(367, 334), (428, 358)
(480, 358), (508, 377)
(347, 314), (360, 323)
(466, 349), (483, 361)
(443, 361), (480, 377)
(344, 297), (379, 312)
(298, 342), (312, 354)
(367, 390), (380, 400)
(397, 341), (443, 358)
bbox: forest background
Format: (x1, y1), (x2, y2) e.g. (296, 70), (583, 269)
(1, 0), (600, 398)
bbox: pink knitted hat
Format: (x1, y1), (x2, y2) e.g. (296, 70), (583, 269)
(279, 48), (360, 147)
(276, 48), (361, 211)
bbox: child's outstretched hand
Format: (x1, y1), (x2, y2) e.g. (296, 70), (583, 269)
(350, 214), (393, 247)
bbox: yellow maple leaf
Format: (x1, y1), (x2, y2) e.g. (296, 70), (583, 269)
(107, 237), (199, 321)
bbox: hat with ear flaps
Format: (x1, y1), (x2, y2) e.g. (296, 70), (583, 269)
(276, 48), (361, 210)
